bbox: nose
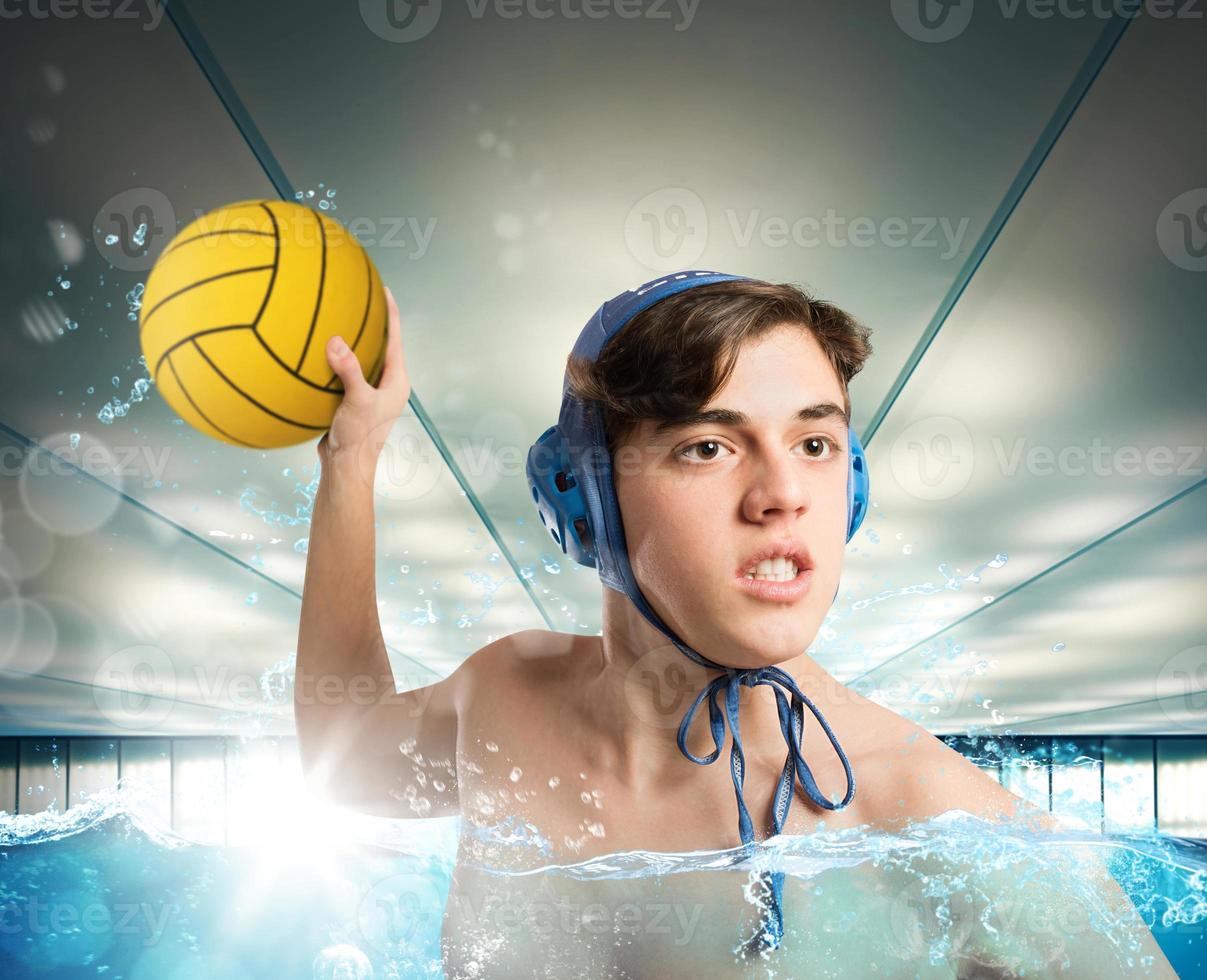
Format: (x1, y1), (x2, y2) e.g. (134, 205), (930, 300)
(740, 446), (813, 524)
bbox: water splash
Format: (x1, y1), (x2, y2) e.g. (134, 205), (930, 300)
(849, 551), (1009, 612)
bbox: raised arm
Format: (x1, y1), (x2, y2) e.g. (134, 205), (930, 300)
(294, 287), (460, 818)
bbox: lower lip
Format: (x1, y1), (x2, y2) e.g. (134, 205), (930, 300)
(733, 567), (814, 603)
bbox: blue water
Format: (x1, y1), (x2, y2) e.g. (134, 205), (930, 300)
(0, 795), (1203, 978)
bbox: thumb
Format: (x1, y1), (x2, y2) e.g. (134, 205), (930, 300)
(326, 335), (372, 401)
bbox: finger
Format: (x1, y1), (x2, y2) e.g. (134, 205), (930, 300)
(325, 334), (372, 403)
(380, 286), (408, 391)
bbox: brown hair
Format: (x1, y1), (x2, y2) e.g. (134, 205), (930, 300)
(565, 278), (873, 456)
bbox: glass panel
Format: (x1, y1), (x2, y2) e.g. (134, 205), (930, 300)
(0, 8), (547, 746)
(226, 736), (293, 846)
(67, 738), (119, 808)
(999, 737), (1050, 813)
(847, 480), (1206, 736)
(119, 738), (172, 830)
(171, 738), (226, 844)
(818, 15), (1207, 713)
(1157, 738), (1207, 839)
(17, 738), (65, 813)
(0, 740), (16, 814)
(1050, 737), (1102, 831)
(1103, 737), (1155, 834)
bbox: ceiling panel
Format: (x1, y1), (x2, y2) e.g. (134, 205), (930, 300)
(0, 4), (1201, 737)
(0, 11), (548, 735)
(848, 483), (1206, 736)
(174, 0), (1116, 636)
(816, 11), (1207, 708)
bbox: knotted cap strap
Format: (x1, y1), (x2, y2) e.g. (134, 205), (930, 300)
(675, 664), (856, 951)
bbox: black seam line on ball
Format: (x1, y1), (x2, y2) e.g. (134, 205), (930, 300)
(154, 325), (252, 380)
(166, 350), (256, 448)
(141, 265), (275, 327)
(323, 247), (374, 390)
(163, 228), (276, 257)
(295, 210), (328, 373)
(251, 203), (281, 332)
(190, 338), (327, 431)
(248, 327), (355, 393)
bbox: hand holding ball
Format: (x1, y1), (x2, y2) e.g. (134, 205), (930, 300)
(138, 200), (404, 450)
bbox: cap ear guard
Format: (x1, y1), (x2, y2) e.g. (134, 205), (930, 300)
(526, 424), (596, 566)
(846, 425), (869, 543)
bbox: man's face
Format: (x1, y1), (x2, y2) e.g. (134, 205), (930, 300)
(613, 324), (851, 667)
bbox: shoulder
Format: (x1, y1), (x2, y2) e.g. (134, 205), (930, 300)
(456, 628), (593, 716)
(460, 629), (589, 682)
(898, 735), (1032, 822)
(843, 702), (1039, 829)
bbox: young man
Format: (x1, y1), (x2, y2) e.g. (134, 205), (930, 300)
(295, 274), (1174, 976)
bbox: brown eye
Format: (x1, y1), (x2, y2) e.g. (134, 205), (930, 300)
(679, 440), (730, 462)
(803, 437), (833, 459)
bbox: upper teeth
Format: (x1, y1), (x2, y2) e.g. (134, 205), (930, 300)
(744, 557), (798, 581)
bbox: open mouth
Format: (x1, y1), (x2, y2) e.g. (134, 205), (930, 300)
(741, 556), (802, 582)
(733, 558), (813, 602)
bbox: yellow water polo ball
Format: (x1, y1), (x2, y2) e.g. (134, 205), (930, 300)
(139, 199), (387, 449)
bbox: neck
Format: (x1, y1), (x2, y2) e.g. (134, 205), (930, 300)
(575, 587), (843, 790)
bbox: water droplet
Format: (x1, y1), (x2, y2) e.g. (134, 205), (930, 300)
(1051, 642), (1066, 653)
(509, 767), (522, 782)
(485, 741), (499, 753)
(69, 433), (80, 449)
(547, 776), (560, 789)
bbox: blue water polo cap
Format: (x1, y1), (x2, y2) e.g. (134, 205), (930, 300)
(525, 270), (869, 952)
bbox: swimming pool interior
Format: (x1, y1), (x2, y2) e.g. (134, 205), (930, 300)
(0, 1), (1205, 976)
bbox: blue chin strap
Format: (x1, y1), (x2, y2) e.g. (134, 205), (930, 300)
(526, 270), (870, 953)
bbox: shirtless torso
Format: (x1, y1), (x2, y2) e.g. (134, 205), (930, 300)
(435, 629), (1120, 979)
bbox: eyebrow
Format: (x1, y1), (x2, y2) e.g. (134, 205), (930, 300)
(652, 402), (849, 436)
